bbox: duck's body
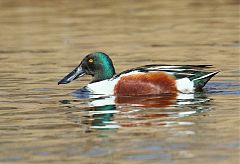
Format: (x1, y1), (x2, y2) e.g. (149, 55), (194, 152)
(86, 65), (218, 95)
(58, 52), (219, 95)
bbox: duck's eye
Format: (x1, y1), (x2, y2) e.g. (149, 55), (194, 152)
(88, 59), (94, 63)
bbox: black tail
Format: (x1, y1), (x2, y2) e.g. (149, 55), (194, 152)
(193, 71), (219, 90)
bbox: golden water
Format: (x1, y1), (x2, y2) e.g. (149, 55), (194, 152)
(0, 0), (239, 163)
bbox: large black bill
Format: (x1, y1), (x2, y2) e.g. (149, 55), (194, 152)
(58, 65), (85, 85)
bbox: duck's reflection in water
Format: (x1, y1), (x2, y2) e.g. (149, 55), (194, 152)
(82, 105), (120, 130)
(60, 89), (210, 131)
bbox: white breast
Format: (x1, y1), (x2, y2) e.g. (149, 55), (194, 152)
(86, 78), (119, 95)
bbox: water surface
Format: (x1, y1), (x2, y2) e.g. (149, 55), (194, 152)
(0, 0), (239, 163)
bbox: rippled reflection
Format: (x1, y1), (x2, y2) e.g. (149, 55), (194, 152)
(60, 90), (211, 131)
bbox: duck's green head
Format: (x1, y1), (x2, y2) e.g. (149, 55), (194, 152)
(58, 52), (116, 84)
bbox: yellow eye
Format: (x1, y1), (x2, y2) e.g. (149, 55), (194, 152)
(88, 59), (94, 63)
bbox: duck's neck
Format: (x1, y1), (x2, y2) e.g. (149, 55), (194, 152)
(91, 65), (116, 83)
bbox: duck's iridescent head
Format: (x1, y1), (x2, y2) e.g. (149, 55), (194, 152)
(58, 52), (115, 85)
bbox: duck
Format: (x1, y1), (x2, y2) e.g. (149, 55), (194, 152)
(58, 52), (219, 96)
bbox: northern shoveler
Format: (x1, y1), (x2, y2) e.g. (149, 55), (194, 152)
(58, 52), (219, 95)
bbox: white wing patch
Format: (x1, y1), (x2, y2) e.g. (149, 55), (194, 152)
(116, 70), (144, 78)
(145, 66), (178, 69)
